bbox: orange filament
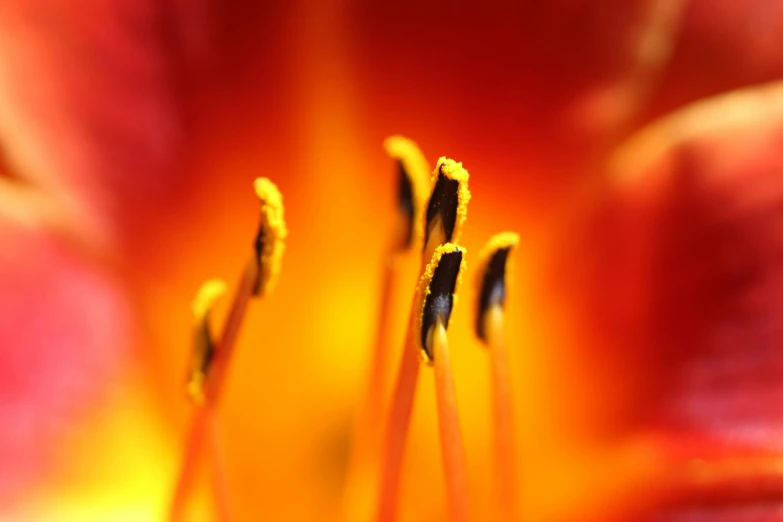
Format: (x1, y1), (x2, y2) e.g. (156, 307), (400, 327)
(170, 260), (257, 522)
(375, 329), (421, 522)
(485, 305), (515, 521)
(342, 255), (404, 522)
(432, 317), (471, 522)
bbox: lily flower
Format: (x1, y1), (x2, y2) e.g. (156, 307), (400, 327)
(1, 1), (782, 521)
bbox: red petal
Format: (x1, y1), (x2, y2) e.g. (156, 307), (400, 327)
(564, 82), (783, 519)
(346, 0), (681, 209)
(644, 0), (783, 122)
(0, 0), (202, 244)
(0, 0), (205, 507)
(0, 221), (130, 504)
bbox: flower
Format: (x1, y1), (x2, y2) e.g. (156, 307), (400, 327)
(1, 1), (782, 521)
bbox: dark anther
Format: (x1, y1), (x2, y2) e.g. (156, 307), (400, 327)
(253, 223), (265, 295)
(476, 248), (511, 341)
(421, 250), (463, 360)
(198, 321), (216, 378)
(398, 160), (415, 248)
(424, 165), (460, 246)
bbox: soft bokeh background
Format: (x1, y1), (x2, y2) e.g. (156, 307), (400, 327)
(1, 1), (782, 521)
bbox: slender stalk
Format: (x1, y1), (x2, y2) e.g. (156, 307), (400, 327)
(205, 259), (257, 404)
(170, 259), (257, 521)
(485, 305), (515, 521)
(375, 327), (421, 522)
(375, 235), (455, 522)
(169, 405), (212, 521)
(373, 171), (460, 521)
(208, 418), (233, 522)
(432, 318), (470, 522)
(365, 256), (402, 451)
(343, 254), (402, 521)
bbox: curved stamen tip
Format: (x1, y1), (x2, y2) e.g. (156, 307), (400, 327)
(188, 278), (228, 404)
(253, 178), (288, 297)
(383, 136), (430, 251)
(424, 158), (470, 255)
(415, 243), (466, 364)
(475, 232), (519, 343)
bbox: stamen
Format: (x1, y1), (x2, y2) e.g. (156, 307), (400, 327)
(422, 244), (470, 522)
(423, 158), (470, 261)
(383, 136), (430, 251)
(475, 232), (519, 343)
(474, 232), (520, 522)
(188, 279), (227, 405)
(253, 177), (287, 297)
(343, 137), (429, 522)
(376, 244), (468, 522)
(171, 178), (287, 522)
(417, 244), (465, 363)
(377, 156), (470, 522)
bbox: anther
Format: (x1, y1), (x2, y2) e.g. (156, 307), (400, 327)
(383, 136), (430, 251)
(253, 178), (288, 297)
(423, 158), (470, 260)
(475, 232), (519, 343)
(416, 243), (466, 363)
(188, 279), (227, 405)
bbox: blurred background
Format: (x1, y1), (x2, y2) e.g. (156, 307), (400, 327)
(1, 1), (782, 520)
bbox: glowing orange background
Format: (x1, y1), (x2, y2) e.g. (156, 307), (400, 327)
(1, 1), (783, 521)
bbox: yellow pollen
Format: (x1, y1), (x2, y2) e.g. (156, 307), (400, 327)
(253, 177), (288, 297)
(433, 157), (470, 244)
(383, 135), (431, 251)
(474, 232), (519, 344)
(415, 242), (466, 364)
(188, 278), (228, 405)
(422, 158), (471, 262)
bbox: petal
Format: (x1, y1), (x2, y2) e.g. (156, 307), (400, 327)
(0, 0), (203, 509)
(643, 0), (783, 122)
(0, 0), (197, 245)
(558, 81), (783, 519)
(0, 220), (131, 506)
(345, 0), (683, 211)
